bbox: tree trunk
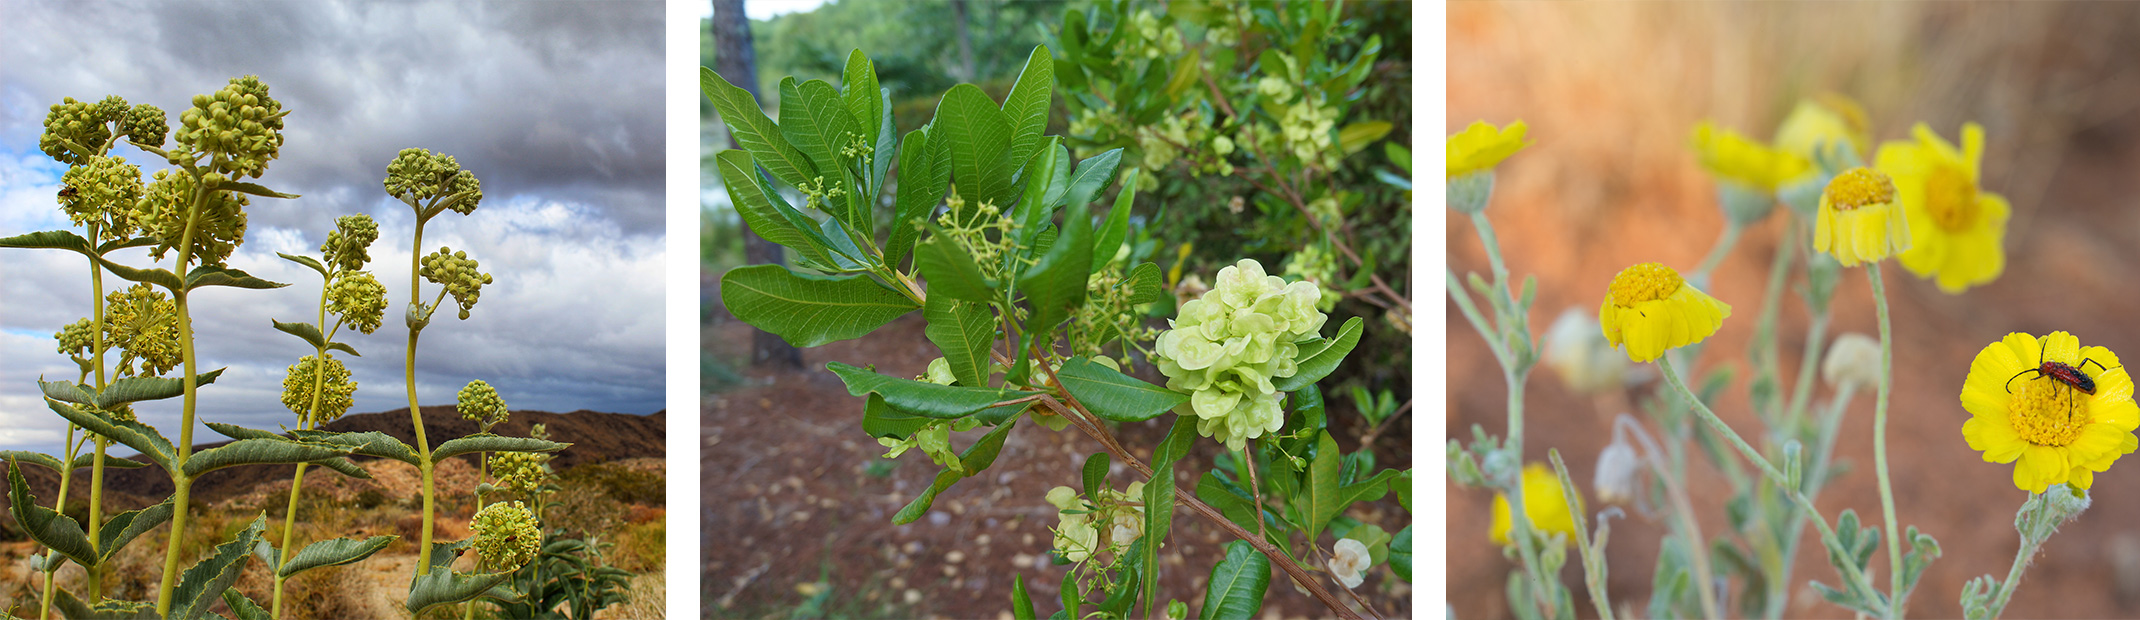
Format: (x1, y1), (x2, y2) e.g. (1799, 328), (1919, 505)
(950, 0), (977, 82)
(711, 0), (803, 370)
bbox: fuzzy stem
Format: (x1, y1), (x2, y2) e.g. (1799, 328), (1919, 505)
(1548, 450), (1614, 620)
(84, 227), (109, 602)
(1868, 264), (1903, 619)
(1616, 416), (1717, 620)
(1693, 222), (1744, 280)
(408, 218), (439, 575)
(1984, 493), (2048, 619)
(155, 168), (212, 618)
(39, 429), (82, 620)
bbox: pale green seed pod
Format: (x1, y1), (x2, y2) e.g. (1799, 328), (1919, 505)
(471, 501), (542, 570)
(1152, 259), (1328, 451)
(133, 168), (249, 265)
(457, 379), (508, 427)
(280, 355), (356, 426)
(419, 247), (494, 320)
(321, 214), (380, 272)
(327, 271), (388, 335)
(104, 284), (182, 377)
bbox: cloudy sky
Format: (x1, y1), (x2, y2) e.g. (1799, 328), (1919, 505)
(0, 0), (666, 455)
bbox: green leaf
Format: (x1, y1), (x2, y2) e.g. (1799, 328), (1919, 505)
(288, 429), (423, 466)
(273, 319), (329, 350)
(46, 400), (173, 470)
(1013, 140), (1071, 245)
(1061, 148), (1124, 213)
(0, 229), (94, 255)
(1061, 559), (1082, 619)
(1337, 121), (1394, 156)
(0, 451), (64, 473)
(39, 379), (94, 404)
(1302, 431), (1342, 543)
(702, 66), (817, 189)
(1013, 574), (1038, 620)
(279, 535), (397, 578)
(169, 514), (265, 620)
(1390, 525), (1412, 581)
(1090, 167), (1138, 273)
(842, 49), (885, 157)
(431, 434), (570, 463)
(98, 501), (173, 563)
(915, 227), (995, 301)
(1198, 541), (1271, 620)
(933, 84), (1015, 206)
(828, 362), (1027, 419)
(94, 255), (183, 291)
(1394, 468), (1412, 512)
(1195, 472), (1264, 538)
(721, 264), (919, 348)
(714, 149), (838, 268)
(96, 236), (158, 255)
(1018, 199), (1093, 340)
(96, 367), (228, 409)
(1056, 357), (1185, 422)
(1272, 316), (1363, 392)
(923, 294), (997, 388)
(184, 265), (288, 291)
(780, 77), (870, 237)
(183, 438), (357, 478)
(1385, 142), (1411, 172)
(406, 565), (516, 614)
(892, 414), (1018, 524)
(1142, 462), (1176, 615)
(7, 462), (96, 568)
(1099, 537), (1146, 616)
(1152, 414), (1197, 468)
(885, 127), (949, 265)
(222, 589), (271, 620)
(1082, 452), (1111, 497)
(206, 178), (298, 200)
(1003, 45), (1056, 172)
(863, 394), (931, 439)
(277, 252), (329, 277)
(328, 341), (361, 357)
(51, 590), (157, 620)
(1164, 49), (1204, 97)
(1124, 262), (1164, 305)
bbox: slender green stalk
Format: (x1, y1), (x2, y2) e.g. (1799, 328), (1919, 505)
(1548, 450), (1613, 620)
(84, 225), (109, 603)
(1615, 415), (1718, 620)
(1868, 265), (1902, 620)
(273, 281), (334, 618)
(1983, 493), (2048, 619)
(408, 220), (439, 574)
(1693, 222), (1745, 279)
(1468, 212), (1510, 289)
(1768, 382), (1857, 620)
(39, 428), (82, 620)
(1748, 219), (1798, 422)
(156, 169), (212, 618)
(1456, 211), (1559, 617)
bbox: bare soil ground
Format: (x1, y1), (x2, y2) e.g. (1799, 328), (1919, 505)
(702, 311), (1412, 619)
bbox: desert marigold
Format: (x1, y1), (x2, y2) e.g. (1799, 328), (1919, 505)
(1774, 94), (1872, 166)
(1447, 120), (1531, 179)
(1598, 262), (1732, 363)
(1877, 122), (2009, 293)
(1960, 332), (2139, 493)
(1691, 120), (1809, 192)
(1490, 463), (1580, 546)
(1813, 167), (1911, 266)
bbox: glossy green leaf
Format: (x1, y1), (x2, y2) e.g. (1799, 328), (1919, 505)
(1198, 541), (1270, 620)
(1061, 559), (1082, 619)
(862, 394), (931, 439)
(98, 501), (173, 563)
(1014, 140), (1071, 244)
(432, 434), (570, 463)
(183, 438), (356, 478)
(1152, 414), (1197, 468)
(1142, 462), (1175, 614)
(1013, 574), (1038, 620)
(47, 400), (173, 469)
(184, 265), (288, 291)
(1124, 262), (1164, 305)
(702, 66), (817, 189)
(1272, 316), (1363, 392)
(170, 514), (265, 620)
(780, 77), (863, 182)
(96, 367), (227, 408)
(1082, 452), (1110, 497)
(1018, 199), (1093, 340)
(1337, 121), (1393, 156)
(1056, 357), (1185, 422)
(1061, 148), (1123, 213)
(223, 589), (271, 620)
(1090, 167), (1137, 272)
(923, 294), (996, 388)
(893, 414), (1018, 524)
(1303, 431), (1342, 543)
(1003, 45), (1056, 172)
(885, 126), (948, 265)
(828, 362), (1027, 419)
(1195, 472), (1262, 538)
(280, 535), (396, 578)
(1389, 525), (1412, 582)
(842, 50), (885, 156)
(915, 228), (995, 301)
(722, 264), (918, 348)
(7, 462), (96, 568)
(933, 84), (1015, 205)
(715, 149), (838, 267)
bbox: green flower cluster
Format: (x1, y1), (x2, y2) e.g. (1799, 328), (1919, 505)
(471, 501), (542, 569)
(54, 318), (95, 358)
(328, 271), (388, 335)
(40, 96), (123, 164)
(124, 104), (169, 149)
(1045, 482), (1147, 563)
(383, 148), (484, 213)
(321, 214), (380, 272)
(133, 168), (249, 265)
(1281, 243), (1343, 312)
(491, 450), (551, 495)
(280, 355), (356, 426)
(174, 76), (285, 178)
(58, 156), (144, 238)
(1154, 259), (1326, 451)
(105, 284), (182, 377)
(457, 379), (508, 427)
(420, 248), (494, 320)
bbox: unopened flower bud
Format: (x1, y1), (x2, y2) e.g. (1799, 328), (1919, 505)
(1822, 332), (1881, 390)
(457, 379), (508, 427)
(1593, 438), (1640, 505)
(1543, 308), (1632, 394)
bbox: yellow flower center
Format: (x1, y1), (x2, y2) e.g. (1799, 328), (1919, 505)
(1608, 262), (1683, 308)
(1824, 167), (1897, 211)
(1923, 164), (1981, 232)
(2010, 375), (2090, 447)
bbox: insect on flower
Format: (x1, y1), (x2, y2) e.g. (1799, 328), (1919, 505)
(57, 185), (77, 200)
(2005, 346), (2119, 410)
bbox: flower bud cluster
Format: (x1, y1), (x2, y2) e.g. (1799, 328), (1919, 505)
(104, 284), (182, 377)
(174, 76), (285, 179)
(59, 156), (145, 239)
(470, 500), (542, 570)
(1154, 259), (1327, 451)
(1069, 268), (1161, 363)
(1045, 483), (1147, 563)
(327, 271), (388, 335)
(383, 148), (484, 213)
(933, 192), (1019, 281)
(124, 105), (169, 148)
(39, 96), (124, 164)
(492, 450), (551, 495)
(457, 379), (509, 427)
(280, 355), (356, 426)
(133, 168), (249, 265)
(55, 319), (96, 358)
(420, 248), (494, 320)
(321, 214), (380, 272)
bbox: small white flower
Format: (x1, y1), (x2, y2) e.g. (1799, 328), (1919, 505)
(1328, 538), (1372, 589)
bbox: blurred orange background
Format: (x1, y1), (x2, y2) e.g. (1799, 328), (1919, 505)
(1448, 2), (2140, 618)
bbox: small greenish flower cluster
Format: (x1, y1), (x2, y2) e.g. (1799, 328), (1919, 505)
(420, 248), (494, 320)
(1154, 259), (1327, 451)
(492, 450), (551, 495)
(457, 379), (508, 427)
(1281, 243), (1343, 312)
(104, 284), (182, 377)
(54, 318), (95, 358)
(124, 104), (169, 149)
(383, 148), (484, 213)
(133, 168), (249, 265)
(280, 355), (356, 426)
(328, 271), (388, 335)
(933, 191), (1020, 281)
(1045, 482), (1147, 563)
(58, 156), (144, 238)
(174, 76), (285, 178)
(321, 214), (380, 272)
(1126, 10), (1186, 60)
(470, 501), (542, 570)
(39, 96), (141, 164)
(1068, 270), (1156, 364)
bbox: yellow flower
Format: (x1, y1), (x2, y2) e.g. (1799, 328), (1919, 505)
(1490, 463), (1580, 546)
(1691, 120), (1809, 192)
(1774, 94), (1872, 165)
(1961, 332), (2139, 493)
(1598, 262), (1732, 363)
(1877, 122), (2010, 293)
(1447, 120), (1531, 178)
(1813, 167), (1911, 266)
